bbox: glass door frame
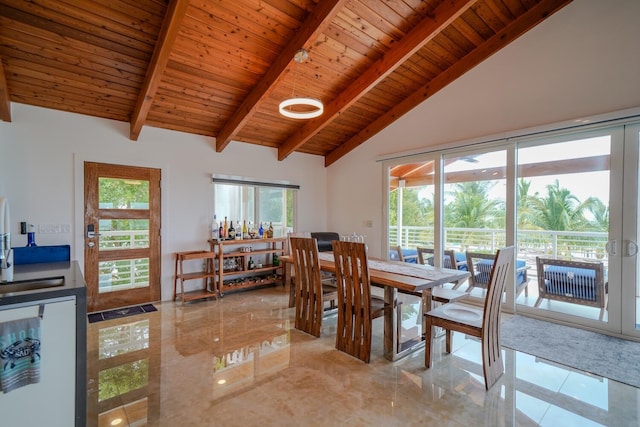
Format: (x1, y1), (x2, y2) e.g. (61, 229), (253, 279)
(621, 123), (640, 337)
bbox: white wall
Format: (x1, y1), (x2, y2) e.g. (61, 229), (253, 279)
(326, 0), (640, 259)
(0, 105), (327, 300)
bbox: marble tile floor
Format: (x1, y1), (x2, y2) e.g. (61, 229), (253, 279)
(87, 286), (640, 427)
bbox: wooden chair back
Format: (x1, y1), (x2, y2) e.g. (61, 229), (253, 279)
(286, 232), (312, 308)
(331, 240), (385, 362)
(290, 237), (324, 337)
(535, 257), (606, 320)
(480, 246), (514, 388)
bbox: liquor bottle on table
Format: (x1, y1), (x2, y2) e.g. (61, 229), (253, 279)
(236, 220), (243, 240)
(223, 216), (228, 240)
(212, 214), (219, 241)
(242, 220), (247, 239)
(258, 222), (264, 239)
(228, 221), (236, 240)
(266, 222), (274, 238)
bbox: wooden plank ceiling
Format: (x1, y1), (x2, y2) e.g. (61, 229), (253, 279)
(0, 0), (573, 166)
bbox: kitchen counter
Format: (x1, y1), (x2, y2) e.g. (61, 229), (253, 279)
(0, 261), (86, 304)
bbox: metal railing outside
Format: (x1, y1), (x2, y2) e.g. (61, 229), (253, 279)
(98, 229), (151, 290)
(390, 226), (609, 267)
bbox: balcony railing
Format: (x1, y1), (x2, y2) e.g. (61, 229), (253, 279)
(390, 226), (609, 267)
(98, 229), (150, 291)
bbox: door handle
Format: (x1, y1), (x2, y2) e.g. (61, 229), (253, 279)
(625, 240), (638, 257)
(87, 224), (101, 239)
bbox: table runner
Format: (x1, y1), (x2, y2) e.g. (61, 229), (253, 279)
(318, 252), (464, 283)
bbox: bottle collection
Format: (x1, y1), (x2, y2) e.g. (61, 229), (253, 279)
(212, 215), (275, 241)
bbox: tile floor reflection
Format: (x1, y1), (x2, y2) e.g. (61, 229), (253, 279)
(86, 286), (640, 426)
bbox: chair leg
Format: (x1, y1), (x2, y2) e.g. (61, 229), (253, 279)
(534, 297), (543, 307)
(288, 277), (296, 308)
(424, 317), (432, 368)
(445, 330), (452, 354)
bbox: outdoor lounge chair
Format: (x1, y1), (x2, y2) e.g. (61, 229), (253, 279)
(535, 257), (607, 320)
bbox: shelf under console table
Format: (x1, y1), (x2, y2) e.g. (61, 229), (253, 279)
(209, 237), (285, 297)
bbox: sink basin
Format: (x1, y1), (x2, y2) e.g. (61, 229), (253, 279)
(0, 276), (65, 293)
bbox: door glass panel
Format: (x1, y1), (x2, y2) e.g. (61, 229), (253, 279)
(99, 258), (150, 293)
(98, 219), (149, 250)
(388, 160), (436, 259)
(443, 150), (507, 297)
(516, 136), (610, 321)
(99, 178), (149, 209)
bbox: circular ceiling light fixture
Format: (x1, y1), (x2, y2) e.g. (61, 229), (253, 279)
(279, 49), (324, 120)
(279, 97), (323, 119)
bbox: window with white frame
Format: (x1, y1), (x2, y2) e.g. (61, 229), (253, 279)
(212, 176), (297, 238)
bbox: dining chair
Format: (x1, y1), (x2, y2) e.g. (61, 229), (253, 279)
(391, 245), (419, 263)
(416, 247), (458, 269)
(415, 247), (468, 304)
(424, 246), (515, 390)
(391, 245), (405, 261)
(535, 257), (607, 320)
(466, 251), (529, 297)
(331, 240), (386, 363)
(289, 237), (338, 337)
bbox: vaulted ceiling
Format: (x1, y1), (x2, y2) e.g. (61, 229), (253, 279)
(0, 0), (572, 166)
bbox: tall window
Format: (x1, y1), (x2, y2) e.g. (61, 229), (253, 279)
(212, 177), (298, 237)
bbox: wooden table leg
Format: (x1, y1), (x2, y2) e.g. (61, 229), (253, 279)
(383, 286), (396, 361)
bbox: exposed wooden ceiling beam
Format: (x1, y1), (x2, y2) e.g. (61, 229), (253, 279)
(277, 0), (477, 161)
(215, 0), (346, 153)
(325, 0), (574, 167)
(0, 57), (11, 122)
(129, 0), (189, 141)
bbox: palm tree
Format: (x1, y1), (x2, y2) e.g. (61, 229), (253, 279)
(445, 181), (504, 228)
(445, 181), (504, 248)
(517, 179), (540, 228)
(528, 180), (600, 257)
(529, 180), (596, 232)
(586, 198), (609, 232)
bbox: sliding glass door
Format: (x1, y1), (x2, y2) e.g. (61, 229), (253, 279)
(384, 119), (640, 338)
(514, 129), (617, 330)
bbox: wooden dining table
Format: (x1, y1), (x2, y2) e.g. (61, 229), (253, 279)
(280, 252), (470, 361)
